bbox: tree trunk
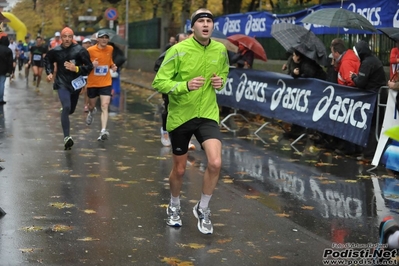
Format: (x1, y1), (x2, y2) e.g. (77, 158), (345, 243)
(180, 0), (191, 32)
(223, 0), (242, 14)
(160, 0), (174, 51)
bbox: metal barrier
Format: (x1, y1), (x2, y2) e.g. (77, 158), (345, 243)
(375, 86), (388, 142)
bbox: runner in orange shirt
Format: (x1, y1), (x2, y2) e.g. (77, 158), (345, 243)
(86, 30), (117, 141)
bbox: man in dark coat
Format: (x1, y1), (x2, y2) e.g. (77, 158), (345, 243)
(351, 40), (387, 160)
(0, 35), (13, 104)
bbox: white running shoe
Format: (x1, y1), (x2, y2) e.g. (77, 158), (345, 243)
(166, 203), (182, 227)
(193, 202), (213, 234)
(160, 127), (171, 147)
(86, 107), (97, 125)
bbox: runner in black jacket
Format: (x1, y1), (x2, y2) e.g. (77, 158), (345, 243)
(44, 27), (93, 150)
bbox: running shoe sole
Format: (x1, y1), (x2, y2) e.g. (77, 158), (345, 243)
(64, 138), (74, 150)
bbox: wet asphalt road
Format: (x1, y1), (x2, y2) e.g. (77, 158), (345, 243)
(0, 71), (397, 265)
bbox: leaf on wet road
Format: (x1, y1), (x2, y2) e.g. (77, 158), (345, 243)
(146, 192), (159, 196)
(117, 166), (131, 171)
(217, 238), (232, 244)
(275, 213), (290, 218)
(301, 205), (314, 210)
(270, 255), (287, 260)
(77, 237), (100, 241)
(19, 248), (43, 253)
(125, 180), (139, 184)
(160, 256), (194, 266)
(244, 195), (261, 199)
(51, 224), (73, 232)
(222, 179), (233, 183)
(70, 174), (81, 178)
(271, 135), (279, 142)
(33, 216), (47, 220)
(49, 202), (75, 209)
(207, 248), (223, 253)
(177, 243), (206, 249)
(115, 184), (130, 188)
(213, 223), (226, 227)
(104, 177), (121, 182)
(147, 155), (167, 160)
(218, 209), (231, 212)
(87, 173), (100, 178)
(268, 193), (278, 196)
(159, 204), (169, 208)
(83, 209), (96, 214)
(20, 226), (44, 232)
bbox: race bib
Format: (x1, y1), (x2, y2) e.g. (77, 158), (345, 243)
(33, 54), (41, 61)
(71, 76), (86, 90)
(94, 65), (109, 76)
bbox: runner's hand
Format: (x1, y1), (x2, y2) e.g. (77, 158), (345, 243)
(210, 73), (223, 89)
(47, 73), (53, 82)
(188, 76), (205, 91)
(64, 61), (76, 72)
(92, 58), (99, 68)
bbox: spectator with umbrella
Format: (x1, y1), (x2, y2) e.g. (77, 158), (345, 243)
(227, 34), (267, 67)
(291, 48), (326, 80)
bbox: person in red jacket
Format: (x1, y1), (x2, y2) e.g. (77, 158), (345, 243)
(330, 38), (360, 87)
(389, 40), (399, 81)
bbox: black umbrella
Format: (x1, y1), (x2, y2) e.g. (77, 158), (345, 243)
(271, 23), (327, 66)
(378, 27), (399, 42)
(301, 8), (376, 32)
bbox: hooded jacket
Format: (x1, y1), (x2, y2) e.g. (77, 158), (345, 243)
(152, 37), (229, 132)
(351, 40), (386, 91)
(0, 36), (13, 76)
(44, 43), (93, 92)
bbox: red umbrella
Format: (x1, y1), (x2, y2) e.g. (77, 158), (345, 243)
(227, 34), (267, 62)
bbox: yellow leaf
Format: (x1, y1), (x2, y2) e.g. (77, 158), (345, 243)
(222, 179), (233, 183)
(83, 209), (96, 214)
(77, 237), (100, 241)
(117, 166), (131, 171)
(52, 224), (73, 232)
(344, 180), (358, 183)
(70, 174), (81, 178)
(270, 255), (287, 260)
(125, 180), (139, 184)
(33, 216), (47, 220)
(268, 193), (278, 196)
(356, 174), (371, 179)
(244, 195), (261, 199)
(207, 248), (223, 253)
(87, 173), (100, 178)
(177, 243), (205, 249)
(115, 184), (130, 188)
(217, 238), (232, 244)
(104, 178), (121, 182)
(218, 209), (231, 212)
(49, 202), (75, 209)
(301, 206), (314, 210)
(20, 226), (44, 232)
(275, 213), (290, 218)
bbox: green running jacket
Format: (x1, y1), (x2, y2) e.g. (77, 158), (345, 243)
(152, 37), (230, 132)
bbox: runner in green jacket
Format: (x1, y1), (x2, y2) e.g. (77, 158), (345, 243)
(152, 7), (229, 235)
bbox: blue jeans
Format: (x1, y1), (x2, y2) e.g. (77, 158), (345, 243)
(0, 75), (6, 102)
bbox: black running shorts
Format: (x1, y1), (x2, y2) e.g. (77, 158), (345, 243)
(169, 118), (221, 155)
